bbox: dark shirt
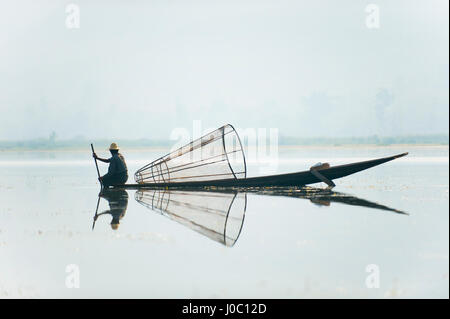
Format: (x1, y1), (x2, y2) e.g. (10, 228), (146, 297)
(108, 153), (128, 175)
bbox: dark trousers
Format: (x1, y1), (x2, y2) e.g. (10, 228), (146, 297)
(102, 172), (128, 187)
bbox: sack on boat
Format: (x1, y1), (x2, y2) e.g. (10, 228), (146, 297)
(310, 162), (330, 170)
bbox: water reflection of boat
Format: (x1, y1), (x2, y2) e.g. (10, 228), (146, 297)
(92, 185), (406, 244)
(243, 186), (407, 215)
(135, 190), (247, 247)
(132, 187), (406, 246)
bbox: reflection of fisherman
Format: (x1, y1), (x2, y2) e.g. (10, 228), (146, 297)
(93, 143), (128, 187)
(94, 189), (129, 230)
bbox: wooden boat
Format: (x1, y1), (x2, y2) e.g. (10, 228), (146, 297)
(97, 124), (407, 189)
(114, 152), (408, 189)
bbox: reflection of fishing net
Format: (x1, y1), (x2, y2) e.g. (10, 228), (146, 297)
(135, 124), (246, 184)
(135, 189), (246, 247)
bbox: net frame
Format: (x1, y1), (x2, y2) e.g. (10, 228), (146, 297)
(135, 124), (246, 184)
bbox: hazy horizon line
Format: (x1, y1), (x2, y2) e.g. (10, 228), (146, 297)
(0, 133), (448, 151)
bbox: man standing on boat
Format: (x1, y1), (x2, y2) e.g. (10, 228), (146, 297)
(93, 143), (128, 187)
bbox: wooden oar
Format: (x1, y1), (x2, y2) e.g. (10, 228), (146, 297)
(91, 143), (102, 188)
(92, 194), (101, 230)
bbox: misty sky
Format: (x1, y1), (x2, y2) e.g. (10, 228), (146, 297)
(0, 0), (448, 140)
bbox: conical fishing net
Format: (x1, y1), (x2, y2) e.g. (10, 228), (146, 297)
(135, 189), (247, 246)
(134, 124), (246, 184)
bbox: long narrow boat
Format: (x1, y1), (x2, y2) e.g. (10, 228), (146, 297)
(113, 152), (408, 189)
(104, 124), (407, 189)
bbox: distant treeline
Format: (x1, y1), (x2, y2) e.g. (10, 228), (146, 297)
(0, 138), (172, 151)
(279, 134), (449, 146)
(0, 134), (448, 151)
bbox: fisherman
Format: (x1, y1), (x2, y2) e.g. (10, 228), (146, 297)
(93, 143), (128, 187)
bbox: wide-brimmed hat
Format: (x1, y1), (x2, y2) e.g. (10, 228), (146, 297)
(109, 143), (119, 151)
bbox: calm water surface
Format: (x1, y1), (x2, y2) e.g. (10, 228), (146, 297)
(0, 146), (448, 298)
